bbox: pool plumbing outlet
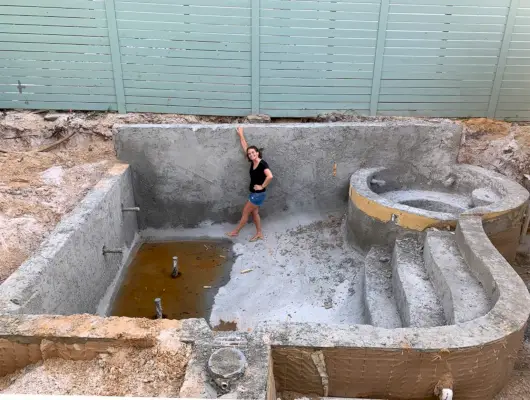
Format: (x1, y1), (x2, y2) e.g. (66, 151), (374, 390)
(171, 256), (181, 278)
(102, 246), (123, 255)
(154, 298), (163, 319)
(121, 205), (140, 212)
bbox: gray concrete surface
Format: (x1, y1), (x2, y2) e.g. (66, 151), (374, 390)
(347, 164), (529, 257)
(141, 211), (365, 331)
(391, 234), (445, 328)
(381, 190), (470, 213)
(0, 165), (139, 315)
(180, 318), (269, 400)
(363, 246), (402, 328)
(424, 230), (490, 324)
(114, 121), (462, 229)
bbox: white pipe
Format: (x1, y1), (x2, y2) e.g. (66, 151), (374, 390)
(439, 388), (453, 400)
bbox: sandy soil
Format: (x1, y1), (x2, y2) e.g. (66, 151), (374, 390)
(458, 118), (530, 185)
(1, 111), (529, 398)
(0, 110), (237, 284)
(0, 140), (114, 282)
(0, 333), (192, 397)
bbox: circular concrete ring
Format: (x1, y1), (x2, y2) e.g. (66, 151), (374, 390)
(208, 347), (247, 380)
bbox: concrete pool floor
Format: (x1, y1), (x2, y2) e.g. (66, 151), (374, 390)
(141, 210), (365, 331)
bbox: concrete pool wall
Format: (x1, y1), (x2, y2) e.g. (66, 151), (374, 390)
(0, 121), (529, 399)
(114, 121), (463, 229)
(0, 164), (139, 315)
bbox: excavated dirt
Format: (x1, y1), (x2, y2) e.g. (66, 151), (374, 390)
(458, 118), (530, 186)
(0, 110), (238, 284)
(0, 142), (114, 282)
(0, 336), (192, 397)
(1, 111), (530, 398)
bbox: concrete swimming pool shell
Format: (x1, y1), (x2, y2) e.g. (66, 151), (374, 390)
(0, 121), (529, 400)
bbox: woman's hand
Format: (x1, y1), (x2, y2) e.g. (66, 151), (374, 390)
(237, 127), (248, 155)
(253, 184), (263, 191)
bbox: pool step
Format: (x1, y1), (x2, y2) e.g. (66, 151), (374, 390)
(424, 230), (490, 324)
(392, 233), (446, 328)
(363, 246), (402, 328)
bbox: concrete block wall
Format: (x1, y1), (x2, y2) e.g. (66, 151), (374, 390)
(0, 164), (139, 315)
(114, 121), (463, 229)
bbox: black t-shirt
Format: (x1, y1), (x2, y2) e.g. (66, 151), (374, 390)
(249, 160), (270, 193)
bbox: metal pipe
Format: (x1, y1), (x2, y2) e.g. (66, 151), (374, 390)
(171, 256), (179, 278)
(122, 207), (140, 212)
(520, 203), (530, 244)
(154, 298), (163, 319)
(102, 246), (123, 255)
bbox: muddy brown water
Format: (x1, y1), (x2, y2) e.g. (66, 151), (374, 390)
(110, 240), (235, 328)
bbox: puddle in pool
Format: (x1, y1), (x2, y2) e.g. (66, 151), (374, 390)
(212, 319), (238, 331)
(110, 240), (235, 321)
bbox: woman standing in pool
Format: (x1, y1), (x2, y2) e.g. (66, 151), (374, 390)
(227, 127), (273, 241)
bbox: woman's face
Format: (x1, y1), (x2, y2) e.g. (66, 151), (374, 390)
(247, 148), (259, 161)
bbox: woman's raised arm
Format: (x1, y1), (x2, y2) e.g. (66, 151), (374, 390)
(237, 127), (248, 155)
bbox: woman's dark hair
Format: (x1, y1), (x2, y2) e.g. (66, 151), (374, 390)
(246, 145), (263, 162)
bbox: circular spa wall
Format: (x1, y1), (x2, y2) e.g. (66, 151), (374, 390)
(347, 164), (529, 261)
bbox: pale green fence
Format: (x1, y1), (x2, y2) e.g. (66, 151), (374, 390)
(0, 0), (529, 119)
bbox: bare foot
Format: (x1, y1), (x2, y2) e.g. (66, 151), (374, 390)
(226, 231), (239, 238)
(249, 233), (264, 242)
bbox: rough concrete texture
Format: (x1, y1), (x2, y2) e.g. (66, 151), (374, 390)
(391, 234), (446, 328)
(0, 215), (528, 399)
(424, 230), (490, 324)
(347, 164), (529, 260)
(208, 347), (247, 379)
(142, 211), (365, 331)
(381, 190), (470, 213)
(362, 246), (402, 328)
(472, 187), (500, 207)
(179, 319), (269, 400)
(114, 121), (462, 229)
(0, 164), (139, 315)
(262, 222), (530, 399)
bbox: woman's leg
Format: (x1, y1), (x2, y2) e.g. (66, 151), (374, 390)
(227, 201), (253, 237)
(250, 207), (263, 241)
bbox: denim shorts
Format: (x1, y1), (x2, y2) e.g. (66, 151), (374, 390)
(249, 192), (266, 206)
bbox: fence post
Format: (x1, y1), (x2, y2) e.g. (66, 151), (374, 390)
(251, 0), (260, 115)
(104, 0), (126, 114)
(370, 0), (390, 116)
(488, 0), (520, 119)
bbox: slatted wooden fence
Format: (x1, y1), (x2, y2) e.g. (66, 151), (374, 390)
(0, 0), (528, 119)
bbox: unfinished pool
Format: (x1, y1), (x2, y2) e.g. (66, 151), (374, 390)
(0, 122), (529, 400)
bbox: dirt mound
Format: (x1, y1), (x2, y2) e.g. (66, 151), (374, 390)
(458, 118), (530, 185)
(0, 333), (192, 397)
